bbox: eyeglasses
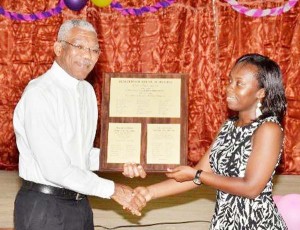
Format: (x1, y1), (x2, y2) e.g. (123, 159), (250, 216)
(60, 40), (100, 56)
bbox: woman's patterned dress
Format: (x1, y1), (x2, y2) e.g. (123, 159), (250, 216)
(209, 116), (287, 230)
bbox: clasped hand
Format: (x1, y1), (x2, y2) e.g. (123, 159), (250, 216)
(117, 164), (197, 216)
(128, 166), (197, 214)
(111, 183), (146, 216)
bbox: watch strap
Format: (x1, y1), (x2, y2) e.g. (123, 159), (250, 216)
(193, 169), (203, 185)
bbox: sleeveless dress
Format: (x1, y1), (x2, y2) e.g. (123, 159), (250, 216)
(209, 116), (287, 230)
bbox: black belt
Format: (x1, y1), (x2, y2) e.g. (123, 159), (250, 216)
(22, 180), (86, 201)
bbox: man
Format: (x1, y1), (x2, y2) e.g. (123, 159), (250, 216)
(13, 19), (145, 230)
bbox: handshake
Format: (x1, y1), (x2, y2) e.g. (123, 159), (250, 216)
(110, 163), (152, 216)
(110, 163), (198, 216)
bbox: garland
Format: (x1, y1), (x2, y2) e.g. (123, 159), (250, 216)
(110, 0), (175, 16)
(0, 0), (65, 21)
(0, 0), (298, 20)
(224, 0), (298, 17)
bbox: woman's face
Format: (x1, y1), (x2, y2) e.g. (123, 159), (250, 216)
(226, 63), (264, 114)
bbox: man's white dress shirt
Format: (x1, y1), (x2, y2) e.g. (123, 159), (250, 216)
(13, 62), (114, 198)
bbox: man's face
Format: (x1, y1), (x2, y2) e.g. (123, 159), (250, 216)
(55, 27), (100, 80)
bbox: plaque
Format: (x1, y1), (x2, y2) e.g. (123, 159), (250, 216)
(100, 73), (188, 172)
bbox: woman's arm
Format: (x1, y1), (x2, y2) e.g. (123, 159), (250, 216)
(133, 121), (283, 205)
(167, 122), (283, 199)
(133, 146), (213, 201)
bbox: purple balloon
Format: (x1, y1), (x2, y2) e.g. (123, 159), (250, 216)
(64, 0), (87, 11)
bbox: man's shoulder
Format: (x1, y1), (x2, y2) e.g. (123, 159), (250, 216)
(27, 73), (48, 86)
(24, 71), (55, 96)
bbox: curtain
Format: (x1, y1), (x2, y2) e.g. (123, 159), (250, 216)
(0, 0), (299, 174)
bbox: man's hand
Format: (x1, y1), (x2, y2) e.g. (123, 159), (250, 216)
(165, 166), (197, 182)
(111, 183), (144, 216)
(123, 163), (147, 178)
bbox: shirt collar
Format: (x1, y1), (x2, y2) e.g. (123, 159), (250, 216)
(51, 61), (80, 89)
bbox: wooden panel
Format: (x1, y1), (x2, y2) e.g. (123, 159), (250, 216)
(100, 73), (188, 172)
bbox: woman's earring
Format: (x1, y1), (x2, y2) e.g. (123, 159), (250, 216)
(256, 102), (262, 118)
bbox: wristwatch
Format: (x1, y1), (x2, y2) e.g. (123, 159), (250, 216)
(193, 169), (203, 185)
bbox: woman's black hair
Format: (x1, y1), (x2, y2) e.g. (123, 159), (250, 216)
(235, 53), (287, 123)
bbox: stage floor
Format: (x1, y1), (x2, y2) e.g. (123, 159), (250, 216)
(1, 171), (300, 229)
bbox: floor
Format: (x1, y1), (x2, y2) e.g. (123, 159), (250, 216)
(1, 171), (300, 229)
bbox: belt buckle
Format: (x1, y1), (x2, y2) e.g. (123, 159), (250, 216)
(76, 193), (82, 201)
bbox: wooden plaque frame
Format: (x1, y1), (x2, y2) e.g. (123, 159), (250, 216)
(100, 73), (188, 172)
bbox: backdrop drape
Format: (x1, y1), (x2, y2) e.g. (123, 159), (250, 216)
(0, 0), (299, 174)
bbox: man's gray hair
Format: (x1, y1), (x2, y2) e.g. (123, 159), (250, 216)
(57, 19), (97, 41)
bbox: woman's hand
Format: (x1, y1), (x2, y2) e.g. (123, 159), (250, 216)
(133, 186), (154, 202)
(165, 166), (197, 182)
(123, 163), (147, 178)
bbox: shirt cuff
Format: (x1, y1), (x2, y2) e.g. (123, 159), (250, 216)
(97, 178), (115, 199)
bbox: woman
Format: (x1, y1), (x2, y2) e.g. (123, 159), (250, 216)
(128, 53), (288, 229)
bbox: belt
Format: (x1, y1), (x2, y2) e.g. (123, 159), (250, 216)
(22, 180), (86, 201)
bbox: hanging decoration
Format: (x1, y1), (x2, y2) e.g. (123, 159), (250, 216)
(91, 0), (113, 7)
(64, 0), (88, 11)
(0, 0), (65, 21)
(110, 0), (175, 16)
(0, 0), (299, 20)
(224, 0), (298, 17)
